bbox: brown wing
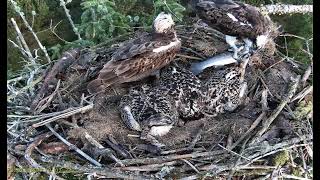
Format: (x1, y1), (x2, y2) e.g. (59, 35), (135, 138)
(196, 0), (270, 38)
(87, 34), (181, 93)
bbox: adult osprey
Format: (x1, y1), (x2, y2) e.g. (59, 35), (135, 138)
(193, 0), (272, 59)
(87, 12), (181, 94)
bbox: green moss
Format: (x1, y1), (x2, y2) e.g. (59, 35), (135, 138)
(271, 151), (290, 166)
(292, 167), (303, 177)
(293, 100), (312, 120)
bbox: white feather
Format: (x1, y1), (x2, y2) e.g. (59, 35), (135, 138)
(227, 13), (238, 22)
(149, 125), (173, 136)
(256, 35), (268, 48)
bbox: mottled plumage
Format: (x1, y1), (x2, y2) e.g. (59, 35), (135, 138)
(118, 65), (204, 147)
(118, 63), (248, 147)
(201, 66), (247, 116)
(195, 0), (271, 39)
(87, 13), (181, 93)
(193, 0), (273, 59)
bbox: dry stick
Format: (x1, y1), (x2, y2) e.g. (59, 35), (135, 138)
(180, 136), (312, 180)
(115, 161), (178, 172)
(45, 124), (102, 167)
(105, 135), (130, 158)
(34, 80), (61, 113)
(10, 18), (35, 64)
(83, 131), (124, 167)
(228, 89), (269, 150)
(260, 4), (313, 15)
(24, 132), (64, 180)
(188, 123), (204, 149)
(229, 112), (267, 151)
(181, 159), (200, 173)
(9, 0), (51, 63)
(301, 65), (312, 88)
(291, 85), (313, 103)
(30, 48), (81, 111)
(32, 104), (93, 128)
(120, 150), (226, 166)
(245, 135), (312, 167)
(176, 54), (203, 60)
(59, 0), (81, 40)
(251, 75), (300, 144)
(40, 157), (152, 180)
(8, 39), (30, 60)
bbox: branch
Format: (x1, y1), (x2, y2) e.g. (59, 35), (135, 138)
(30, 48), (81, 112)
(9, 0), (52, 63)
(260, 4), (313, 15)
(251, 75), (300, 144)
(10, 18), (35, 64)
(59, 0), (82, 40)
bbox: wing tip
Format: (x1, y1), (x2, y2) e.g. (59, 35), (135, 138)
(87, 79), (107, 94)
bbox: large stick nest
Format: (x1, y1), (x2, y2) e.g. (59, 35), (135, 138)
(7, 20), (313, 179)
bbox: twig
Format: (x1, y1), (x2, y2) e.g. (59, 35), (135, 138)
(176, 54), (203, 60)
(280, 174), (311, 180)
(30, 48), (81, 111)
(260, 4), (313, 15)
(32, 104), (94, 128)
(301, 65), (312, 88)
(120, 150), (225, 166)
(181, 159), (200, 173)
(45, 124), (102, 167)
(33, 80), (61, 113)
(10, 0), (52, 63)
(105, 135), (130, 158)
(217, 144), (250, 161)
(83, 131), (124, 167)
(251, 75), (300, 143)
(40, 156), (152, 179)
(188, 123), (204, 149)
(10, 18), (35, 64)
(59, 0), (81, 40)
(291, 85), (313, 103)
(115, 161), (178, 171)
(24, 132), (64, 180)
(229, 112), (267, 151)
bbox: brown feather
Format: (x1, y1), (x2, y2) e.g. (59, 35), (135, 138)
(87, 31), (181, 93)
(196, 0), (271, 39)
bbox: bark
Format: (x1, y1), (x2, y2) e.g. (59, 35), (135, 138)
(261, 4), (313, 15)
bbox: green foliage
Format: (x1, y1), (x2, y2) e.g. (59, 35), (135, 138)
(77, 0), (131, 43)
(77, 0), (185, 43)
(273, 14), (313, 65)
(154, 0), (186, 21)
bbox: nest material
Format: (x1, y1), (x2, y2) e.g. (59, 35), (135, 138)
(7, 24), (312, 179)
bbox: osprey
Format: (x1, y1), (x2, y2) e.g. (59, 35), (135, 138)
(118, 61), (249, 147)
(193, 0), (272, 59)
(118, 64), (204, 147)
(87, 12), (181, 94)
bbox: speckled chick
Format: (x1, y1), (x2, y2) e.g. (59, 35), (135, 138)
(118, 64), (204, 147)
(201, 66), (247, 116)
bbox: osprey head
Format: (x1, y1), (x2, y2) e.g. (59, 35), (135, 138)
(153, 12), (175, 34)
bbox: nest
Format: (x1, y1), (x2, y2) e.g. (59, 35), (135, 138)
(7, 23), (313, 179)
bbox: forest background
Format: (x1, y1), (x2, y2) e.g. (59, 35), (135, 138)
(7, 0), (313, 77)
